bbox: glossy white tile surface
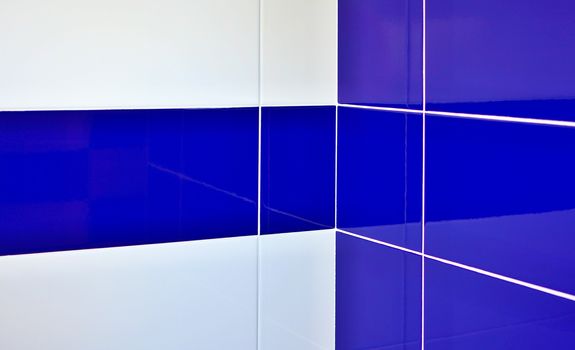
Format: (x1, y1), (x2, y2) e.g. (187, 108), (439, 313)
(0, 237), (257, 350)
(0, 0), (259, 110)
(262, 0), (337, 106)
(259, 229), (336, 350)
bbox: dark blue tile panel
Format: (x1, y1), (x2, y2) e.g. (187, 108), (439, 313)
(336, 232), (422, 349)
(339, 0), (423, 108)
(0, 108), (258, 256)
(426, 259), (575, 349)
(426, 116), (575, 294)
(427, 0), (575, 121)
(261, 106), (335, 234)
(338, 107), (422, 251)
(180, 108), (258, 239)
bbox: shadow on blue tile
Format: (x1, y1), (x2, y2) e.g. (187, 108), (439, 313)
(337, 107), (422, 251)
(336, 232), (422, 349)
(426, 259), (575, 349)
(261, 106), (335, 234)
(426, 115), (575, 294)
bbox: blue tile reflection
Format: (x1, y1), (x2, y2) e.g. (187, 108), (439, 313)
(339, 0), (423, 108)
(0, 108), (258, 256)
(426, 259), (575, 349)
(426, 116), (575, 294)
(338, 107), (422, 251)
(427, 0), (575, 121)
(336, 232), (422, 349)
(261, 106), (335, 234)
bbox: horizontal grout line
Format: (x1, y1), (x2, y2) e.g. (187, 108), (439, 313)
(338, 103), (423, 115)
(0, 105), (259, 112)
(337, 229), (422, 255)
(425, 255), (575, 302)
(426, 110), (575, 128)
(0, 233), (259, 259)
(0, 228), (337, 259)
(261, 103), (337, 108)
(336, 229), (575, 302)
(338, 103), (575, 128)
(0, 104), (338, 112)
(3, 105), (572, 128)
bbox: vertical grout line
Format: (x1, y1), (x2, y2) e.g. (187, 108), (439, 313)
(334, 0), (339, 344)
(421, 0), (427, 348)
(256, 0), (263, 349)
(335, 110), (338, 229)
(334, 0), (340, 233)
(334, 104), (339, 348)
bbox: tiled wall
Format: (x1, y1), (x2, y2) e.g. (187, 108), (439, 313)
(0, 0), (336, 349)
(337, 0), (575, 349)
(2, 0), (574, 349)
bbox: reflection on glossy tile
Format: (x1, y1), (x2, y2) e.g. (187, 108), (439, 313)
(338, 0), (422, 108)
(261, 106), (335, 234)
(259, 230), (335, 350)
(0, 236), (258, 350)
(0, 108), (258, 256)
(426, 259), (575, 349)
(427, 0), (575, 121)
(336, 232), (422, 349)
(426, 116), (575, 294)
(180, 108), (258, 238)
(337, 107), (422, 251)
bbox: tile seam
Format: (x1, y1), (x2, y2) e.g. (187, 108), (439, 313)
(421, 0), (427, 347)
(0, 104), (339, 112)
(337, 103), (575, 128)
(256, 0), (263, 349)
(336, 229), (575, 303)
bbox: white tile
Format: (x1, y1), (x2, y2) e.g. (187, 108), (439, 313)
(0, 0), (259, 110)
(262, 0), (337, 106)
(0, 237), (257, 350)
(259, 229), (336, 350)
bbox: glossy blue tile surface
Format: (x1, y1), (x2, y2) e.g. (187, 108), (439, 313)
(261, 106), (335, 234)
(336, 232), (422, 349)
(338, 107), (422, 251)
(426, 259), (575, 349)
(0, 108), (258, 256)
(180, 109), (258, 238)
(339, 0), (422, 108)
(426, 116), (575, 294)
(427, 0), (575, 121)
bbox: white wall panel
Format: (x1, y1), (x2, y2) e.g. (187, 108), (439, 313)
(0, 237), (257, 350)
(262, 0), (337, 106)
(259, 229), (336, 350)
(0, 0), (259, 110)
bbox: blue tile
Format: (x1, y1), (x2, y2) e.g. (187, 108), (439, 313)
(180, 108), (258, 239)
(0, 108), (258, 256)
(427, 0), (575, 121)
(336, 232), (422, 349)
(90, 110), (149, 148)
(148, 110), (183, 171)
(337, 107), (422, 251)
(426, 116), (575, 294)
(426, 259), (575, 349)
(339, 0), (423, 108)
(261, 106), (335, 234)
